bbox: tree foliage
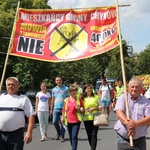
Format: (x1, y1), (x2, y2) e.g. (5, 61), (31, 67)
(0, 1), (149, 91)
(136, 44), (150, 75)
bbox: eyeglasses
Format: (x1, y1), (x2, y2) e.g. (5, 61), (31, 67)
(70, 89), (77, 92)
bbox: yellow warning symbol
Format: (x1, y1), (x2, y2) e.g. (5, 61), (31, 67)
(50, 23), (88, 59)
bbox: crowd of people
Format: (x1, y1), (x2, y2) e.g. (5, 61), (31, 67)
(0, 76), (150, 150)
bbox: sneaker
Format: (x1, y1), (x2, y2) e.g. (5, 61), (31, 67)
(55, 135), (60, 140)
(60, 136), (65, 143)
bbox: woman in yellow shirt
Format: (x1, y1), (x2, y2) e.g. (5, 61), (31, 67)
(82, 84), (99, 150)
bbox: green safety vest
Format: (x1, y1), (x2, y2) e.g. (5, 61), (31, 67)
(116, 86), (124, 99)
(82, 95), (98, 121)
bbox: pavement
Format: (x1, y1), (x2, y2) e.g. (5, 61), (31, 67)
(24, 111), (150, 150)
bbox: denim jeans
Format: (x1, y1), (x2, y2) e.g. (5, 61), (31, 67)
(0, 128), (24, 150)
(68, 122), (81, 150)
(52, 109), (65, 138)
(38, 111), (49, 138)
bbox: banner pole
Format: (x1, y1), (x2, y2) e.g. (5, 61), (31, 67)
(115, 0), (134, 148)
(0, 1), (20, 93)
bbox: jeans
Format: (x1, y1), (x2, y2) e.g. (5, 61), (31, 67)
(84, 120), (99, 150)
(0, 128), (24, 150)
(38, 111), (49, 138)
(52, 109), (65, 138)
(68, 122), (81, 150)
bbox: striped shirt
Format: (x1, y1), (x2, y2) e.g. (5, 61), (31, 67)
(52, 85), (70, 109)
(114, 94), (150, 139)
(0, 93), (34, 131)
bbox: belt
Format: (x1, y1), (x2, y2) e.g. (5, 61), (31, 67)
(0, 107), (23, 111)
(117, 132), (145, 142)
(0, 127), (24, 133)
(54, 108), (62, 110)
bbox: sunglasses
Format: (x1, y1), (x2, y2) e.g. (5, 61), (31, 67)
(70, 89), (77, 92)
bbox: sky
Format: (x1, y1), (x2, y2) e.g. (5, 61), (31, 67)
(47, 0), (150, 53)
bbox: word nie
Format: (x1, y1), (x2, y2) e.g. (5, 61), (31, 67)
(17, 36), (44, 55)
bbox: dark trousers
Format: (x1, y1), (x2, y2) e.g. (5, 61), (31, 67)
(0, 128), (24, 150)
(117, 134), (146, 150)
(68, 122), (81, 150)
(84, 120), (99, 150)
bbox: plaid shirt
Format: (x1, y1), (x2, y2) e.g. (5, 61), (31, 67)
(114, 94), (150, 139)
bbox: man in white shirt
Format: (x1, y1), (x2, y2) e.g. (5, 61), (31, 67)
(0, 77), (34, 150)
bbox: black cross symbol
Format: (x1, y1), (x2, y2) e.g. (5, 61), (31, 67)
(50, 26), (86, 57)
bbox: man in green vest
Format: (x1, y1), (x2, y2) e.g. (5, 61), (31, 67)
(114, 80), (124, 107)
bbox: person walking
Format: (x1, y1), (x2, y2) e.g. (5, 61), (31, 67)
(98, 78), (113, 116)
(35, 82), (51, 142)
(82, 83), (99, 150)
(50, 76), (70, 142)
(110, 83), (116, 110)
(114, 77), (150, 150)
(114, 80), (124, 107)
(73, 82), (82, 98)
(61, 84), (84, 150)
(0, 77), (35, 150)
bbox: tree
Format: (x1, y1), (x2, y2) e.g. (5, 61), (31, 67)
(1, 1), (149, 90)
(136, 44), (150, 75)
(47, 57), (100, 86)
(0, 0), (51, 89)
(106, 41), (139, 81)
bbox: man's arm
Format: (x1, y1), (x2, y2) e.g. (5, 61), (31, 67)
(24, 115), (35, 144)
(127, 116), (150, 129)
(48, 97), (52, 118)
(50, 97), (54, 115)
(98, 90), (102, 98)
(116, 109), (135, 137)
(116, 110), (129, 125)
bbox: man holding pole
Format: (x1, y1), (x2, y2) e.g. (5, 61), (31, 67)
(114, 77), (150, 150)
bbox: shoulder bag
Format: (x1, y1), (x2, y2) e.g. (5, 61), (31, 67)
(93, 113), (109, 126)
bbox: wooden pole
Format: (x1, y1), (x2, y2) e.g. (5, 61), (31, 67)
(115, 0), (134, 148)
(0, 1), (20, 93)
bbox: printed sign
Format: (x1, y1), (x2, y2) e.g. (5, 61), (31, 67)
(10, 7), (119, 62)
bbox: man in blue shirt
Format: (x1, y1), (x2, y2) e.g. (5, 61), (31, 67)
(50, 76), (69, 142)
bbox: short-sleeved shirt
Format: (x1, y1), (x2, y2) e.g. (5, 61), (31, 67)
(36, 91), (51, 111)
(99, 84), (112, 99)
(62, 97), (84, 123)
(114, 94), (150, 139)
(0, 93), (34, 132)
(52, 84), (70, 109)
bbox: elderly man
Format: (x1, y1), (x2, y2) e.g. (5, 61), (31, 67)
(114, 77), (150, 150)
(0, 77), (35, 150)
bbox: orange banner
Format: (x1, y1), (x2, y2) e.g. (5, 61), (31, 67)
(10, 7), (119, 62)
(136, 75), (150, 84)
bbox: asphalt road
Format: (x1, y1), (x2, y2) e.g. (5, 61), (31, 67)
(24, 111), (150, 150)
